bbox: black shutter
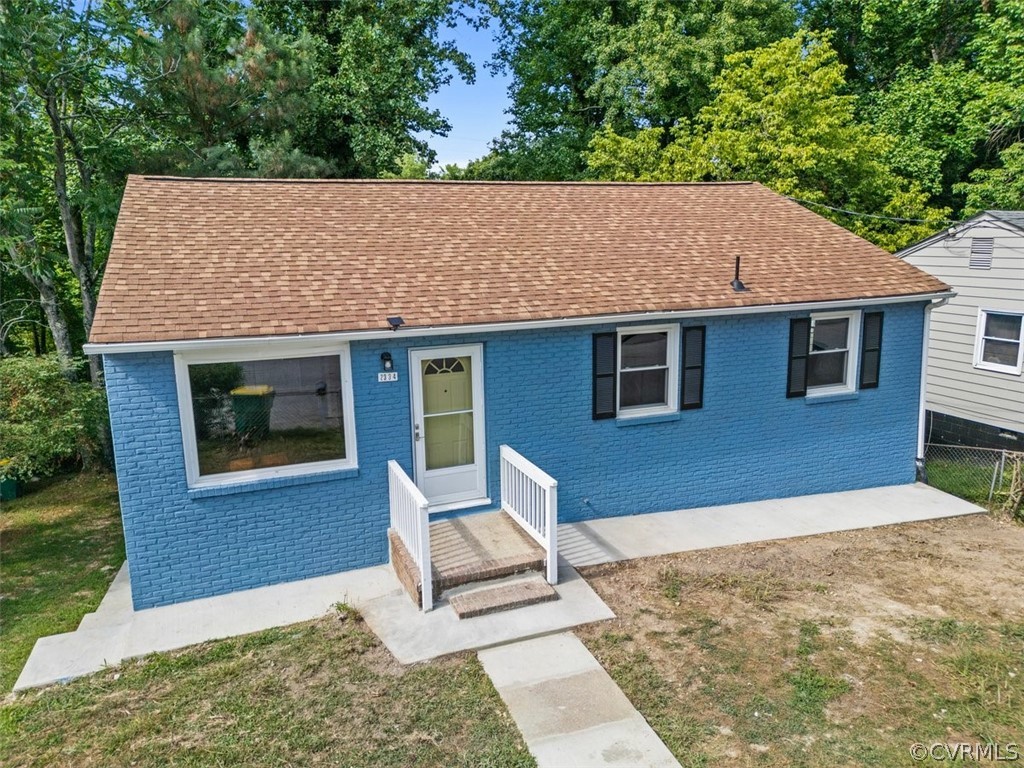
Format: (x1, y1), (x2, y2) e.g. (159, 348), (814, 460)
(859, 312), (884, 389)
(681, 326), (706, 410)
(593, 333), (617, 419)
(787, 318), (811, 398)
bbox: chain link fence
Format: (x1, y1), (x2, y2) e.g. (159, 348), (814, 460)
(923, 443), (1024, 515)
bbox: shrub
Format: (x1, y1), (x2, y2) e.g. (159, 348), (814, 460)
(0, 355), (107, 481)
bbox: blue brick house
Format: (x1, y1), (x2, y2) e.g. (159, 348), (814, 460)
(85, 177), (951, 610)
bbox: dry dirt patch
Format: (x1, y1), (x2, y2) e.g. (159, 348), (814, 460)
(577, 513), (1024, 767)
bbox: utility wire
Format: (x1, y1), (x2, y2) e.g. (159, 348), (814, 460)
(786, 195), (956, 225)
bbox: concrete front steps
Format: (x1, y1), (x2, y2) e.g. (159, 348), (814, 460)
(389, 509), (559, 617)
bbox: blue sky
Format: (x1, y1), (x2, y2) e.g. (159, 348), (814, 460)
(417, 17), (512, 169)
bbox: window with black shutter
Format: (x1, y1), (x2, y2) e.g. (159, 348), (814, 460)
(592, 333), (617, 419)
(787, 318), (811, 398)
(681, 326), (705, 409)
(859, 312), (884, 389)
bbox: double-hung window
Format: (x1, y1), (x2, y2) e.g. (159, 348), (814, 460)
(175, 345), (358, 487)
(617, 325), (680, 416)
(593, 324), (701, 420)
(787, 309), (883, 398)
(974, 310), (1024, 375)
(807, 311), (859, 393)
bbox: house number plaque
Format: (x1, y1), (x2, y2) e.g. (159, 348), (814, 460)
(378, 372), (399, 383)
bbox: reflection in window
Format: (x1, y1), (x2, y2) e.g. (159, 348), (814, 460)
(619, 331), (671, 409)
(808, 317), (850, 389)
(188, 355), (346, 477)
(977, 311), (1023, 373)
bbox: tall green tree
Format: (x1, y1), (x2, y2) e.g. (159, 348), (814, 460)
(799, 0), (984, 93)
(253, 0), (475, 177)
(112, 0), (329, 176)
(1, 0), (137, 380)
(588, 32), (949, 250)
(958, 142), (1024, 213)
(484, 0), (796, 180)
(866, 63), (988, 210)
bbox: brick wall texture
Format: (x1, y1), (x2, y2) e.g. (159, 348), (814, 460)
(105, 301), (925, 609)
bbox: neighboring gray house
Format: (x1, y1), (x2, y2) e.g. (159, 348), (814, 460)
(900, 211), (1024, 449)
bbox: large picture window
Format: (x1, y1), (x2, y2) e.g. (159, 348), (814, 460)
(974, 310), (1023, 375)
(176, 347), (357, 486)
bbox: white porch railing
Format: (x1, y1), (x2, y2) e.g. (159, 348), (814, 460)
(387, 460), (433, 611)
(499, 445), (558, 585)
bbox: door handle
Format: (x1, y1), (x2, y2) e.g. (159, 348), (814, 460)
(414, 423), (422, 441)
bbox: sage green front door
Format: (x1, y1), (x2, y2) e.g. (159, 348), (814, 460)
(409, 344), (487, 508)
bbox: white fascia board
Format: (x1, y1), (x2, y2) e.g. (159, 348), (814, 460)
(84, 291), (955, 356)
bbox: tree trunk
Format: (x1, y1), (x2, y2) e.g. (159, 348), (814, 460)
(42, 90), (103, 382)
(4, 242), (75, 367)
(34, 277), (74, 369)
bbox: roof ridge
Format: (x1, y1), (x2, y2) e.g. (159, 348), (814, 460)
(134, 175), (756, 187)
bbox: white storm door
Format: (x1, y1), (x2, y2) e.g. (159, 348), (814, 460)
(409, 344), (487, 508)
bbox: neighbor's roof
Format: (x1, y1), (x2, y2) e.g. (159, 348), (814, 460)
(89, 176), (950, 344)
(988, 210), (1024, 231)
(897, 209), (1024, 258)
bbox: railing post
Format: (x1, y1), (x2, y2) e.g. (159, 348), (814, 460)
(546, 482), (558, 585)
(418, 499), (432, 612)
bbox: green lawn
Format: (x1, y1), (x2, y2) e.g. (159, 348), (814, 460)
(2, 612), (533, 768)
(0, 474), (534, 768)
(925, 458), (1002, 506)
(0, 473), (125, 691)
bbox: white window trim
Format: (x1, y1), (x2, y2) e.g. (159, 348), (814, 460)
(174, 341), (358, 489)
(806, 310), (862, 397)
(973, 308), (1024, 376)
(616, 324), (680, 417)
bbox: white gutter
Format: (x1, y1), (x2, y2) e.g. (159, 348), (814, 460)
(917, 296), (951, 463)
(84, 291), (955, 356)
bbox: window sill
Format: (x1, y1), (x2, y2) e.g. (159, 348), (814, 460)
(805, 390), (859, 405)
(974, 362), (1023, 376)
(187, 466), (360, 499)
(616, 411), (682, 427)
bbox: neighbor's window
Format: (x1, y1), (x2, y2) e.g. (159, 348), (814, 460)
(617, 325), (679, 414)
(975, 310), (1023, 375)
(807, 312), (858, 392)
(186, 354), (349, 480)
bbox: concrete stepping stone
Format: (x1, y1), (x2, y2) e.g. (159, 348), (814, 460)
(479, 632), (680, 768)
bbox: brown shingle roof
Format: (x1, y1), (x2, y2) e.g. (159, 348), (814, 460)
(89, 176), (950, 344)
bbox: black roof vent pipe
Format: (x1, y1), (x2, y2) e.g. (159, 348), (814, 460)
(731, 256), (748, 292)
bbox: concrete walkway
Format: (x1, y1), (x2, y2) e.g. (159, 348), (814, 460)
(16, 482), (981, 696)
(14, 562), (399, 691)
(479, 633), (679, 768)
(559, 483), (982, 567)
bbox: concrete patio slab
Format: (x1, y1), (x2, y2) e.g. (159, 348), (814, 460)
(479, 633), (680, 768)
(358, 562), (614, 664)
(559, 483), (983, 567)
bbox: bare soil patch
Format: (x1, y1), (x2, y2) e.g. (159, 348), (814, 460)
(577, 513), (1024, 767)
